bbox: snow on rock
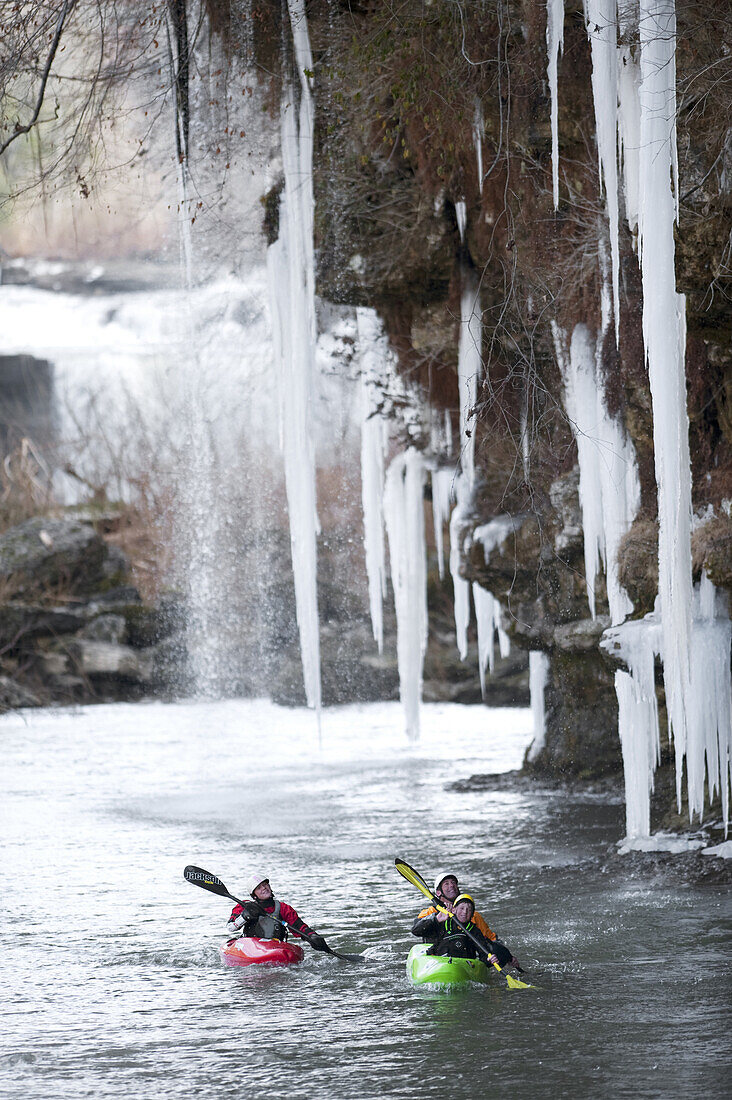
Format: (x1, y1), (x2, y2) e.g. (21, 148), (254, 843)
(357, 308), (389, 653)
(267, 1), (321, 718)
(702, 841), (732, 860)
(527, 651), (551, 762)
(546, 0), (565, 208)
(473, 513), (525, 561)
(618, 833), (707, 855)
(384, 449), (428, 739)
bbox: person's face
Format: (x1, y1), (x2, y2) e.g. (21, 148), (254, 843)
(455, 901), (473, 924)
(254, 880), (272, 901)
(440, 877), (459, 901)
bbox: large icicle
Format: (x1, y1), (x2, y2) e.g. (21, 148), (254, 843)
(431, 468), (454, 581)
(527, 651), (551, 763)
(473, 584), (510, 697)
(357, 308), (389, 653)
(558, 320), (639, 623)
(637, 0), (693, 803)
(585, 0), (621, 342)
(384, 450), (428, 740)
(266, 0), (321, 716)
(618, 43), (642, 233)
(449, 473), (472, 661)
(458, 267), (482, 487)
(546, 0), (565, 208)
(473, 99), (484, 195)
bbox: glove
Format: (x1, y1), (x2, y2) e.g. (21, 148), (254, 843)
(308, 933), (327, 951)
(485, 953), (499, 967)
(510, 956), (525, 973)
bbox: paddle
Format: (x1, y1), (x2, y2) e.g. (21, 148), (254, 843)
(395, 857), (533, 990)
(183, 865), (364, 963)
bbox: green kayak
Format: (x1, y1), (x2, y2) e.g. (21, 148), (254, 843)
(407, 943), (490, 987)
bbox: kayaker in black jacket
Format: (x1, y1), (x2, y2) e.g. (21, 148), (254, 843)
(414, 894), (513, 967)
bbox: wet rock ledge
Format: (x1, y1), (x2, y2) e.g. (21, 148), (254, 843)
(0, 514), (182, 711)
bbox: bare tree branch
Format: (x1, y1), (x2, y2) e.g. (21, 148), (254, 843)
(0, 0), (77, 158)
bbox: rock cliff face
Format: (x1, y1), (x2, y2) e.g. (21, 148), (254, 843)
(237, 0), (731, 777)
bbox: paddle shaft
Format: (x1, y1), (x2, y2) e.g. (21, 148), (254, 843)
(183, 865), (362, 963)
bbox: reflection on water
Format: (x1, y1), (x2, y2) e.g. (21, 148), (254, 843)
(1, 700), (729, 1099)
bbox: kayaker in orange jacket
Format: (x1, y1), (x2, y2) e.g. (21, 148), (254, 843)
(226, 872), (326, 950)
(411, 870), (519, 969)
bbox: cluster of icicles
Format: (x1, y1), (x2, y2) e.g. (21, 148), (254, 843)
(270, 1), (729, 837)
(548, 0), (731, 837)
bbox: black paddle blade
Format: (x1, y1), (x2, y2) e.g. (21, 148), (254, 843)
(184, 865), (236, 900)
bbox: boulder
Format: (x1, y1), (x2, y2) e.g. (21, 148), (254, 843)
(66, 639), (153, 684)
(0, 603), (87, 649)
(79, 614), (126, 644)
(0, 674), (41, 710)
(0, 517), (107, 596)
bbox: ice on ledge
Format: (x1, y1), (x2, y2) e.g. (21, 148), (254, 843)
(618, 834), (707, 855)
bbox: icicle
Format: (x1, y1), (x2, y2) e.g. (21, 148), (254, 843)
(686, 577), (732, 832)
(585, 0), (621, 343)
(431, 468), (454, 581)
(563, 324), (606, 618)
(384, 450), (428, 740)
(358, 308), (389, 653)
(546, 0), (565, 208)
(473, 99), (484, 195)
(603, 616), (662, 837)
(455, 200), (467, 243)
(450, 474), (471, 661)
(473, 584), (510, 696)
(445, 409), (453, 458)
(559, 319), (639, 622)
(267, 2), (321, 719)
(458, 267), (482, 486)
(527, 651), (551, 762)
(637, 0), (693, 804)
(618, 44), (642, 234)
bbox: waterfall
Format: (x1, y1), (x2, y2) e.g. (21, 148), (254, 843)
(384, 449), (428, 740)
(266, 0), (322, 718)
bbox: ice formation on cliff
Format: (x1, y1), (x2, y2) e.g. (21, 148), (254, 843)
(384, 450), (428, 739)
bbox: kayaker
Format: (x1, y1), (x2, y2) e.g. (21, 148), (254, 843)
(226, 872), (327, 950)
(412, 871), (495, 943)
(411, 874), (519, 969)
(418, 894), (508, 966)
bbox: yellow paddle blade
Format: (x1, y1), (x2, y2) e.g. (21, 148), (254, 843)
(505, 972), (534, 990)
(394, 858), (433, 900)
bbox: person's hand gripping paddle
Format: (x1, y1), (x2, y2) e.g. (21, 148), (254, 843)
(395, 857), (533, 989)
(184, 865), (364, 963)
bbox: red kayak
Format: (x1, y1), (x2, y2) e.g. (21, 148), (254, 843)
(219, 936), (305, 968)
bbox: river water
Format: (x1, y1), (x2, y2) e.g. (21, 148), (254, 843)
(1, 699), (729, 1099)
